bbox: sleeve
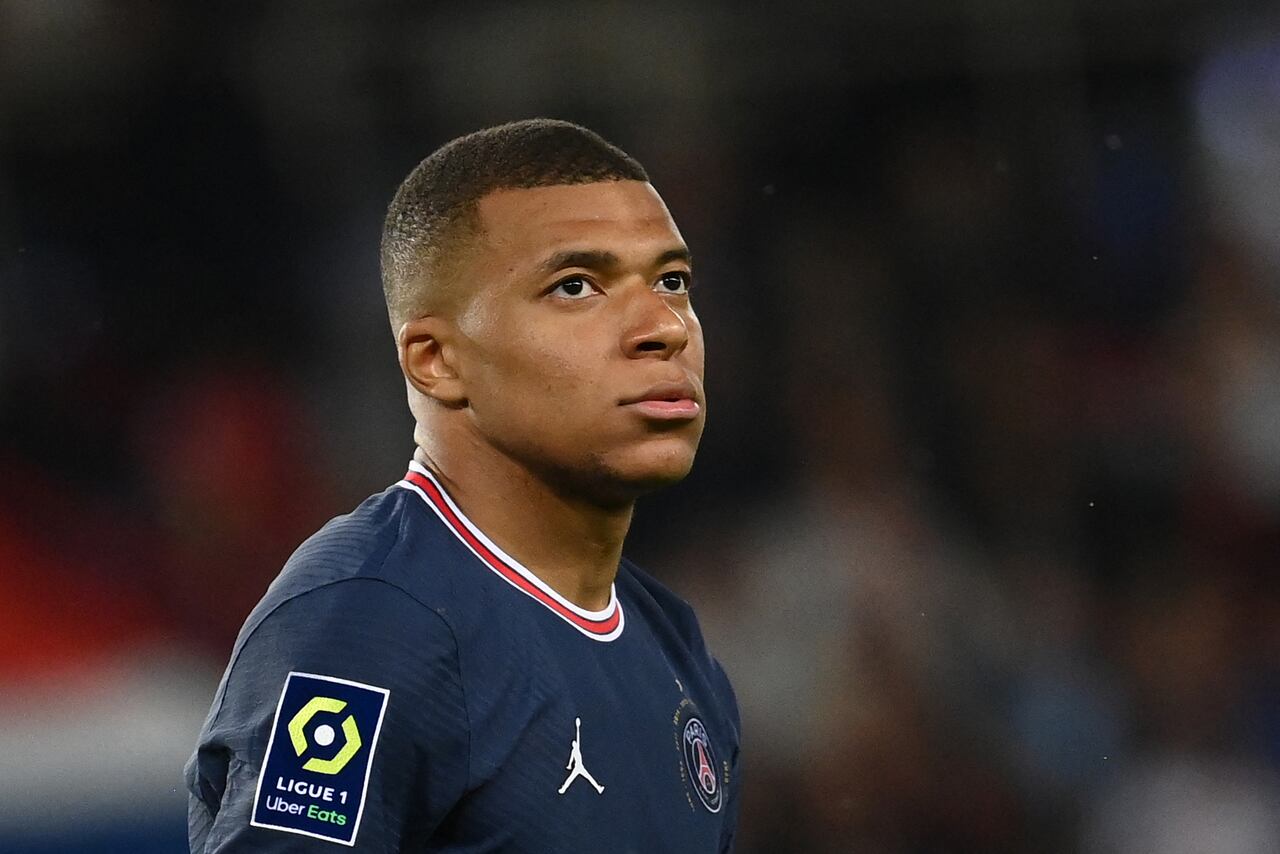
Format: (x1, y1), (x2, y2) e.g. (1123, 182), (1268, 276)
(186, 578), (470, 852)
(715, 659), (742, 854)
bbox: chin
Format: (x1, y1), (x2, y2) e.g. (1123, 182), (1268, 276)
(609, 439), (700, 491)
(567, 439), (699, 505)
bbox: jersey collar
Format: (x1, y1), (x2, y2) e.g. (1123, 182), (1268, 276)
(397, 461), (625, 642)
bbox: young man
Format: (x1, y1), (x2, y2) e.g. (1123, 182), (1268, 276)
(186, 120), (740, 852)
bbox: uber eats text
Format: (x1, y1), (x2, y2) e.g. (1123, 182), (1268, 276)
(264, 776), (350, 826)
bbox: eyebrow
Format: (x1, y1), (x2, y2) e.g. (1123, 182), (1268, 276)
(536, 246), (692, 276)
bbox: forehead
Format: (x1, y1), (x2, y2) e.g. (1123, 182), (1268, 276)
(472, 181), (684, 270)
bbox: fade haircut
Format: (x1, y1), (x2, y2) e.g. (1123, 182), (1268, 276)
(380, 119), (649, 329)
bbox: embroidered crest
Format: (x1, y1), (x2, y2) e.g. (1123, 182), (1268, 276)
(682, 716), (722, 812)
(673, 698), (725, 813)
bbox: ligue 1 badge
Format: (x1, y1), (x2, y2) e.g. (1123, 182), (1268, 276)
(252, 672), (390, 846)
(674, 699), (724, 813)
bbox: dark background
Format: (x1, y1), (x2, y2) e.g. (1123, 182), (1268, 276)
(3, 2), (1279, 851)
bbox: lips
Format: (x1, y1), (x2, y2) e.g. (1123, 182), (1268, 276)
(621, 380), (701, 420)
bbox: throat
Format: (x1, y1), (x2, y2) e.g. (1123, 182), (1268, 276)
(410, 450), (632, 612)
(537, 559), (618, 612)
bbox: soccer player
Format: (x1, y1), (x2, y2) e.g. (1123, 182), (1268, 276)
(186, 119), (740, 852)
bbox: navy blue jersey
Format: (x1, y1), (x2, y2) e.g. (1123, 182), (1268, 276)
(186, 461), (740, 852)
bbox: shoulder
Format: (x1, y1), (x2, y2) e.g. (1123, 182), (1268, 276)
(619, 560), (741, 736)
(208, 485), (471, 724)
(619, 559), (706, 649)
(258, 484), (419, 603)
(619, 560), (735, 702)
(189, 481), (479, 851)
(209, 577), (463, 732)
(243, 482), (474, 635)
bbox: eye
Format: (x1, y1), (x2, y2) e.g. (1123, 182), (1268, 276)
(548, 276), (600, 300)
(655, 271), (690, 295)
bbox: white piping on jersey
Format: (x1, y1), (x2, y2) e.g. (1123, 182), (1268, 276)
(397, 460), (625, 642)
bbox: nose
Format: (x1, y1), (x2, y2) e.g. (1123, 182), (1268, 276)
(620, 287), (689, 359)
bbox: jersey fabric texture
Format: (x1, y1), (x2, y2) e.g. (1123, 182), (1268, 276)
(186, 461), (741, 853)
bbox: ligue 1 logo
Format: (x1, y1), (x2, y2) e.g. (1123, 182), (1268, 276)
(288, 695), (363, 774)
(681, 717), (722, 813)
(252, 672), (390, 846)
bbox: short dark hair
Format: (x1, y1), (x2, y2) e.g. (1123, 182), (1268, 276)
(380, 119), (649, 328)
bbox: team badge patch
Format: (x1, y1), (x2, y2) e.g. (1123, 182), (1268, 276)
(251, 672), (390, 846)
(674, 699), (724, 813)
(682, 717), (722, 812)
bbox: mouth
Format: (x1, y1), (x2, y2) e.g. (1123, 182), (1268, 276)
(620, 381), (701, 421)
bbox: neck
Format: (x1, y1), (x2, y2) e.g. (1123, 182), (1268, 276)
(413, 439), (633, 612)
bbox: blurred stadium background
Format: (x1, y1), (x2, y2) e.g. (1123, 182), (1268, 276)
(3, 1), (1280, 851)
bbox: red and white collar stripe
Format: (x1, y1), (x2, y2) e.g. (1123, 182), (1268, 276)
(397, 460), (625, 642)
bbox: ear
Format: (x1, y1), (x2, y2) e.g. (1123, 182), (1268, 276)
(398, 316), (467, 407)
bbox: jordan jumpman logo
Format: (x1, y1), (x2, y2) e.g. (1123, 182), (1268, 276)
(558, 717), (605, 795)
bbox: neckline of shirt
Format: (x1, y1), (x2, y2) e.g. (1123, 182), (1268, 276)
(397, 460), (625, 642)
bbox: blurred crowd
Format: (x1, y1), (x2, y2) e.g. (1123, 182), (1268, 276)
(2, 2), (1279, 852)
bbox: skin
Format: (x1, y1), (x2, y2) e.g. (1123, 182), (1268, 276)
(397, 180), (706, 610)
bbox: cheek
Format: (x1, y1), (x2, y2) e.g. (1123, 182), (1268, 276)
(478, 330), (605, 410)
(514, 337), (587, 388)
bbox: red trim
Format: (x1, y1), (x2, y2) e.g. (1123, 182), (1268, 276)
(403, 470), (622, 636)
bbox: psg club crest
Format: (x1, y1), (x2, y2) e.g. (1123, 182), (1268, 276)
(679, 712), (723, 813)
